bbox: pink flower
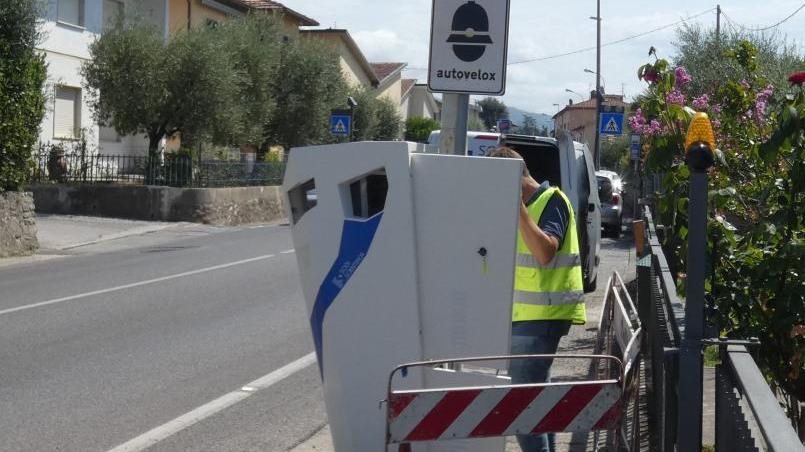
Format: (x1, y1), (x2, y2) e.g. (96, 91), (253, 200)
(711, 104), (722, 115)
(643, 69), (660, 84)
(674, 67), (692, 87)
(692, 94), (709, 110)
(666, 89), (685, 105)
(646, 119), (662, 136)
(628, 108), (647, 133)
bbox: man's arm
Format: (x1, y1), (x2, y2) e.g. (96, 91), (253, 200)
(518, 202), (559, 266)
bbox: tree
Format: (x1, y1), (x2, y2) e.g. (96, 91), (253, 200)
(673, 24), (803, 99)
(212, 14), (282, 149)
(265, 39), (347, 150)
(373, 97), (402, 140)
(476, 97), (507, 129)
(600, 135), (629, 172)
(520, 114), (538, 135)
(0, 0), (47, 191)
(405, 116), (440, 142)
(467, 116), (486, 132)
(83, 19), (237, 159)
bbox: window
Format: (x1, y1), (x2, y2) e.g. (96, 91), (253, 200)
(103, 0), (124, 28)
(345, 169), (387, 218)
(58, 0), (85, 27)
(54, 86), (81, 140)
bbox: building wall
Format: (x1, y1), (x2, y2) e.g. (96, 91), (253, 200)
(376, 77), (402, 105)
(555, 107), (596, 149)
(168, 0), (231, 33)
(406, 86), (439, 120)
(38, 0), (104, 151)
(310, 34), (373, 88)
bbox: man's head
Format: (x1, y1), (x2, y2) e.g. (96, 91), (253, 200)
(488, 146), (539, 201)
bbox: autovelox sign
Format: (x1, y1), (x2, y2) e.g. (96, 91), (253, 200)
(428, 0), (510, 95)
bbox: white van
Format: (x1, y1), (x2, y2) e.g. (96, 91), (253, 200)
(426, 130), (501, 156)
(500, 131), (601, 292)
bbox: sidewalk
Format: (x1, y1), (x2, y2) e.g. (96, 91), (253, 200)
(0, 215), (182, 268)
(36, 214), (181, 251)
(289, 231), (639, 452)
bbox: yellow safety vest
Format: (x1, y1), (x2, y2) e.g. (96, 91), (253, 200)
(513, 187), (586, 325)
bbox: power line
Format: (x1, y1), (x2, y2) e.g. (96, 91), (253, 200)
(508, 8), (715, 65)
(403, 6), (716, 72)
(721, 3), (805, 32)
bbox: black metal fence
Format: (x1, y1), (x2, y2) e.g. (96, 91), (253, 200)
(637, 205), (803, 452)
(31, 152), (286, 188)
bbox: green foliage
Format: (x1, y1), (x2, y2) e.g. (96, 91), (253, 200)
(634, 41), (804, 407)
(673, 24), (803, 99)
(348, 87), (378, 141)
(467, 116), (486, 132)
(84, 14), (347, 157)
(0, 0), (47, 191)
(520, 114), (539, 136)
(265, 38), (347, 149)
(405, 116), (440, 142)
(476, 97), (507, 129)
(83, 18), (237, 156)
(210, 14), (282, 147)
(600, 135), (630, 172)
(373, 97), (402, 140)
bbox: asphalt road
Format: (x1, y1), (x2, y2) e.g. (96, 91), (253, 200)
(0, 220), (635, 452)
(0, 223), (325, 452)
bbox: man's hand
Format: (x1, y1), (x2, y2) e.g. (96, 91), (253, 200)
(519, 202), (559, 266)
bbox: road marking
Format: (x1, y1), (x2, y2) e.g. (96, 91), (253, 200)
(0, 254), (276, 317)
(280, 249), (295, 254)
(107, 352), (316, 452)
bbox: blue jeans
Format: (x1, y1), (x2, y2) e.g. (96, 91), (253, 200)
(509, 320), (571, 452)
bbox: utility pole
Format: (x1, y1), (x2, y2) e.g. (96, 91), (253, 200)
(593, 0), (602, 170)
(716, 5), (721, 41)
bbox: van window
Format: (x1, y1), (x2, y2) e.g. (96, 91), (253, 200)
(505, 142), (561, 187)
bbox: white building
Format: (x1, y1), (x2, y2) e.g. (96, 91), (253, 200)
(38, 0), (167, 156)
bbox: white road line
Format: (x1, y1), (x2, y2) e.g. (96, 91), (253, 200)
(280, 249), (296, 254)
(107, 352), (316, 452)
(0, 254), (276, 317)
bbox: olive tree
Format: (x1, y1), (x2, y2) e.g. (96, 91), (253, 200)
(82, 19), (237, 158)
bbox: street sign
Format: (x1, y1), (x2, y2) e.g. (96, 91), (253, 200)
(630, 134), (641, 160)
(600, 112), (624, 135)
(330, 111), (352, 137)
(428, 0), (511, 95)
(496, 118), (511, 133)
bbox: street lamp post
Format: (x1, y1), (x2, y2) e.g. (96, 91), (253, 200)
(565, 88), (585, 100)
(590, 0), (602, 170)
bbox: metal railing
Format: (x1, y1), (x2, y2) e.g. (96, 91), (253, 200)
(637, 204), (803, 452)
(31, 152), (286, 188)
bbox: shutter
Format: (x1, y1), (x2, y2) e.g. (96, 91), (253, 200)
(58, 0), (83, 25)
(54, 87), (79, 139)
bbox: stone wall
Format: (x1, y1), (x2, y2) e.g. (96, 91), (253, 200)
(0, 191), (39, 257)
(29, 184), (286, 226)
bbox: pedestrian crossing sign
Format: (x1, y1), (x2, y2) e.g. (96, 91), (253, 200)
(330, 113), (352, 136)
(599, 112), (624, 135)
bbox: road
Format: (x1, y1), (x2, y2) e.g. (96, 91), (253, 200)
(0, 223), (325, 452)
(0, 219), (635, 452)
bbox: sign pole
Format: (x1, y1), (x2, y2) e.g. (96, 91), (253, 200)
(439, 93), (469, 155)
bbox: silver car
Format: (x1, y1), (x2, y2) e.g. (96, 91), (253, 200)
(596, 170), (624, 237)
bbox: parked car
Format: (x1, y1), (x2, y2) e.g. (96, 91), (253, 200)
(596, 170), (624, 237)
(499, 131), (601, 293)
(426, 130), (501, 156)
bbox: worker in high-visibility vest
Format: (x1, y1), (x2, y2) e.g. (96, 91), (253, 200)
(489, 147), (586, 452)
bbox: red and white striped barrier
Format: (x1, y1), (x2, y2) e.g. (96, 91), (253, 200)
(385, 355), (625, 446)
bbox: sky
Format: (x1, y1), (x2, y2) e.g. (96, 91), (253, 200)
(289, 0), (805, 115)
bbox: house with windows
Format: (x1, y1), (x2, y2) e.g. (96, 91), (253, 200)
(402, 81), (439, 121)
(37, 0), (166, 154)
(37, 0), (319, 158)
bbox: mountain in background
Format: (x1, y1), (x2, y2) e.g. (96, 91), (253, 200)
(507, 107), (554, 132)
